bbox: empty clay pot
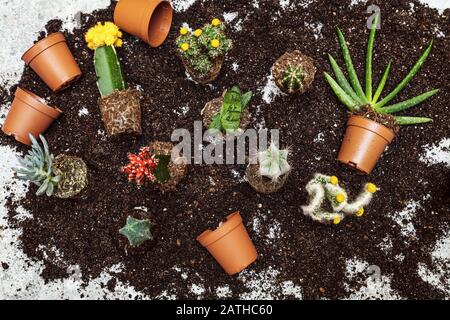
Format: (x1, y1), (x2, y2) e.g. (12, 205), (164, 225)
(22, 33), (81, 92)
(114, 0), (173, 47)
(197, 212), (258, 275)
(2, 87), (62, 145)
(338, 116), (395, 175)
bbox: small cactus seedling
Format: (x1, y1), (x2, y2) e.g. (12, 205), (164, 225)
(258, 143), (291, 181)
(119, 216), (154, 247)
(282, 64), (305, 94)
(14, 134), (61, 196)
(121, 146), (170, 185)
(325, 13), (438, 125)
(301, 173), (377, 225)
(209, 86), (253, 133)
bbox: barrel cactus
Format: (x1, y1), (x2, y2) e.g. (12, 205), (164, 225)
(282, 64), (305, 94)
(119, 216), (154, 247)
(258, 143), (291, 181)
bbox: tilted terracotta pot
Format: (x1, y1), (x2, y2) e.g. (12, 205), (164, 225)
(2, 88), (62, 145)
(22, 33), (81, 92)
(114, 0), (173, 47)
(197, 212), (258, 275)
(338, 116), (395, 175)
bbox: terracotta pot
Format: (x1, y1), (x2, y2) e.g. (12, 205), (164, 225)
(22, 33), (81, 92)
(338, 116), (395, 175)
(2, 87), (62, 145)
(197, 212), (258, 275)
(114, 0), (173, 47)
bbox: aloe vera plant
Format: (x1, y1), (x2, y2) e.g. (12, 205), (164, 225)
(209, 86), (252, 132)
(325, 14), (438, 126)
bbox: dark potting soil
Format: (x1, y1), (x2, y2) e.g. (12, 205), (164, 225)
(1, 0), (449, 299)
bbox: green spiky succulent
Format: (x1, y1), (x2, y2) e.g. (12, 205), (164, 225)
(325, 14), (439, 125)
(258, 143), (291, 181)
(119, 216), (154, 247)
(14, 134), (61, 197)
(282, 64), (305, 94)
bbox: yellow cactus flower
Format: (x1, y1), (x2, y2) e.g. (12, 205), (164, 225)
(356, 208), (364, 217)
(335, 193), (345, 203)
(181, 43), (190, 51)
(194, 29), (203, 37)
(85, 21), (123, 50)
(367, 183), (378, 194)
(212, 18), (221, 27)
(180, 27), (189, 35)
(330, 176), (339, 185)
(211, 39), (220, 48)
(333, 217), (341, 225)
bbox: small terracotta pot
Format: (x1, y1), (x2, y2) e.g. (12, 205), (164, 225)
(338, 116), (395, 175)
(114, 0), (173, 47)
(2, 87), (62, 145)
(197, 212), (258, 275)
(22, 33), (81, 92)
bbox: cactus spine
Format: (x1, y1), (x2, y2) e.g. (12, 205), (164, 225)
(282, 64), (304, 94)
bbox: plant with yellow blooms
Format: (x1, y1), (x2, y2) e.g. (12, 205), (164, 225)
(175, 18), (232, 84)
(301, 173), (377, 225)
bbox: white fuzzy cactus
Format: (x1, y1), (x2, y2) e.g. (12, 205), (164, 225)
(258, 143), (291, 181)
(301, 173), (378, 225)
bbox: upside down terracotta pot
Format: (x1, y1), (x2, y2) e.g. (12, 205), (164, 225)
(197, 212), (258, 275)
(2, 88), (62, 145)
(22, 33), (81, 92)
(114, 0), (173, 47)
(338, 116), (395, 175)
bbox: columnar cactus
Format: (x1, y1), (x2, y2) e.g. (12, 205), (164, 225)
(283, 64), (305, 94)
(301, 173), (377, 225)
(119, 216), (154, 247)
(258, 143), (291, 181)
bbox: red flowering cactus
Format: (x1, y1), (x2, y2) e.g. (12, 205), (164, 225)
(122, 147), (158, 185)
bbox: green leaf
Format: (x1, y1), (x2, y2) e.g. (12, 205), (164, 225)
(328, 54), (364, 105)
(372, 62), (392, 105)
(380, 89), (439, 114)
(154, 154), (171, 183)
(366, 13), (379, 102)
(336, 27), (368, 103)
(94, 45), (126, 97)
(119, 216), (153, 247)
(374, 41), (433, 109)
(394, 116), (433, 125)
(324, 72), (358, 111)
(241, 91), (253, 109)
(209, 113), (222, 131)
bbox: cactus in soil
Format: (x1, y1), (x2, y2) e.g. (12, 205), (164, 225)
(121, 147), (170, 185)
(119, 216), (154, 247)
(283, 64), (305, 94)
(301, 173), (377, 225)
(85, 22), (125, 97)
(325, 13), (438, 125)
(13, 134), (61, 197)
(258, 143), (291, 181)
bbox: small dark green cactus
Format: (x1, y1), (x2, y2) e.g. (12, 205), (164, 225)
(119, 216), (153, 247)
(282, 64), (305, 93)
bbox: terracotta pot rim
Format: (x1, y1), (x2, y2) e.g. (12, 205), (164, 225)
(197, 212), (243, 247)
(347, 115), (395, 143)
(21, 32), (66, 65)
(15, 87), (62, 119)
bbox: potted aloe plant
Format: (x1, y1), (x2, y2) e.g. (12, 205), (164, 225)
(85, 22), (142, 137)
(121, 142), (187, 192)
(272, 50), (317, 95)
(2, 87), (62, 146)
(202, 86), (252, 135)
(197, 211), (258, 276)
(176, 18), (232, 84)
(325, 14), (439, 174)
(301, 174), (378, 225)
(246, 143), (291, 194)
(14, 134), (88, 198)
(119, 209), (157, 255)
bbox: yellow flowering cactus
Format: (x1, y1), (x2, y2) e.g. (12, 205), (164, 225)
(301, 173), (377, 225)
(85, 22), (125, 97)
(175, 18), (232, 76)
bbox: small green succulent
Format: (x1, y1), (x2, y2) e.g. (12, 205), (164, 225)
(119, 216), (153, 247)
(282, 64), (305, 93)
(325, 13), (439, 125)
(14, 134), (61, 197)
(258, 143), (291, 181)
